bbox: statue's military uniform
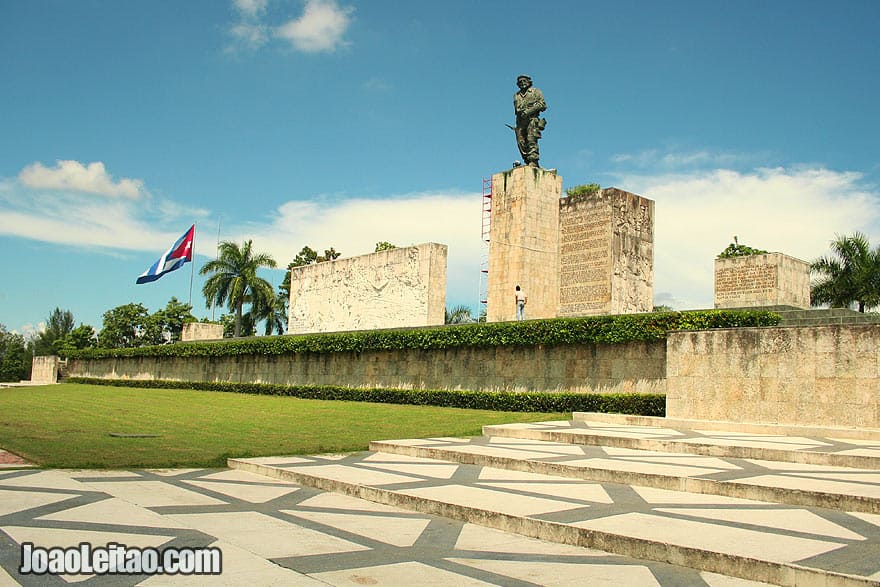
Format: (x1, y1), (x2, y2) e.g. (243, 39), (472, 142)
(514, 84), (547, 166)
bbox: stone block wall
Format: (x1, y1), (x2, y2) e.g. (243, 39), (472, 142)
(181, 323), (224, 341)
(714, 253), (811, 309)
(487, 166), (562, 322)
(68, 340), (667, 395)
(558, 188), (653, 316)
(666, 324), (880, 428)
(288, 243), (447, 334)
(30, 356), (59, 383)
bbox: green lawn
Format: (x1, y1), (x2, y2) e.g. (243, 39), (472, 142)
(0, 384), (565, 469)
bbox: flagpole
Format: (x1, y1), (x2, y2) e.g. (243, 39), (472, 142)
(212, 218), (221, 321)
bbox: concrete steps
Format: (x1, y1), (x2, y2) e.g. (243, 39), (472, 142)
(229, 415), (880, 586)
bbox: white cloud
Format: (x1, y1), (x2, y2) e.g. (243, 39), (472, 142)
(234, 0), (267, 18)
(1, 161), (207, 255)
(614, 166), (879, 309)
(276, 0), (353, 53)
(18, 160), (145, 199)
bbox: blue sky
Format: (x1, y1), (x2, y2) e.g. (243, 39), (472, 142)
(2, 0), (879, 336)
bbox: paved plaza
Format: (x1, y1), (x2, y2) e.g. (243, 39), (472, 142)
(1, 415), (879, 585)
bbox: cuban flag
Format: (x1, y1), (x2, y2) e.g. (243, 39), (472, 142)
(136, 225), (195, 284)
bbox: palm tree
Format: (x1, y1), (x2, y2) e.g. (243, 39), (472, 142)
(811, 232), (880, 313)
(200, 240), (277, 337)
(250, 291), (287, 336)
(445, 304), (474, 324)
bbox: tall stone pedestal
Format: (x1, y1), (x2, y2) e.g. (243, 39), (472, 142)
(558, 188), (654, 316)
(487, 167), (562, 322)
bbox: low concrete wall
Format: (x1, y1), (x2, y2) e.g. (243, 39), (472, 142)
(68, 340), (667, 395)
(667, 324), (880, 428)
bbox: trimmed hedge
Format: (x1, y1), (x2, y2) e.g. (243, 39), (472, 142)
(66, 310), (780, 360)
(68, 377), (666, 416)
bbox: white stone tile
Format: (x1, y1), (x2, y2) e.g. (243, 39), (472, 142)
(137, 540), (323, 586)
(456, 444), (583, 460)
(144, 469), (203, 477)
(477, 467), (577, 483)
(701, 571), (773, 586)
(603, 447), (742, 469)
(633, 486), (766, 506)
(654, 507), (865, 540)
(0, 471), (88, 492)
(77, 481), (227, 507)
(736, 475), (880, 498)
(401, 485), (578, 517)
(681, 436), (828, 450)
(38, 497), (190, 529)
(454, 523), (606, 556)
(69, 470), (143, 478)
(168, 512), (368, 558)
(566, 457), (728, 478)
(291, 464), (421, 486)
(182, 480), (299, 504)
(311, 561), (495, 586)
(360, 453), (459, 478)
(837, 448), (880, 458)
(479, 481), (612, 504)
(0, 489), (77, 516)
(848, 511), (880, 528)
(297, 492), (416, 514)
(197, 469), (298, 484)
(573, 513), (846, 562)
(447, 558), (662, 586)
(235, 456), (311, 465)
(594, 423), (683, 435)
(3, 526), (175, 549)
(284, 509), (431, 547)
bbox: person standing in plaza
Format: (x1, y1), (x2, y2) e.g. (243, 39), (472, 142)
(515, 285), (528, 320)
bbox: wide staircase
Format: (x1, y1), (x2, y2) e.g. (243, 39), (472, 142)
(230, 413), (880, 586)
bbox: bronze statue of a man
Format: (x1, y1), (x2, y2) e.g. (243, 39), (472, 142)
(513, 75), (547, 167)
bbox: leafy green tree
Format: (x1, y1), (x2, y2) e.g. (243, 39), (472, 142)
(249, 293), (287, 336)
(375, 241), (396, 252)
(200, 240), (277, 337)
(98, 303), (152, 348)
(152, 297), (196, 343)
(54, 324), (97, 355)
(0, 324), (29, 382)
(445, 305), (474, 324)
(811, 232), (880, 313)
(34, 307), (75, 355)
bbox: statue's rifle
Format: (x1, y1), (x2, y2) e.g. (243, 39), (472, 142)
(505, 124), (516, 131)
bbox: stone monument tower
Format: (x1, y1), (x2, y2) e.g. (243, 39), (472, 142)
(486, 166), (562, 322)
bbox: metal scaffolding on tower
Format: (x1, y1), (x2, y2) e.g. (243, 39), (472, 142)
(478, 177), (492, 313)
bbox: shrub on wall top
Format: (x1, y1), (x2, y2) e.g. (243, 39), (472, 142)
(66, 310), (780, 360)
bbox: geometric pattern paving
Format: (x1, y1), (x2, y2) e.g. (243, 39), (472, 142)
(0, 466), (777, 586)
(484, 420), (880, 467)
(372, 435), (880, 507)
(232, 451), (880, 584)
